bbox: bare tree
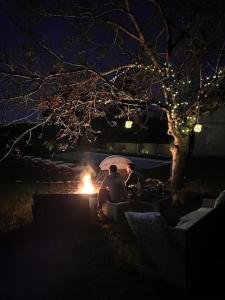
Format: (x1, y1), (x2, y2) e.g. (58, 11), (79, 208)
(0, 0), (225, 188)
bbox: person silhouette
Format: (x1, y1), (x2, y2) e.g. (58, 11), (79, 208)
(98, 164), (127, 209)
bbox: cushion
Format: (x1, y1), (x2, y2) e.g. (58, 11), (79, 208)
(214, 190), (225, 208)
(201, 198), (216, 208)
(125, 211), (165, 236)
(176, 207), (212, 230)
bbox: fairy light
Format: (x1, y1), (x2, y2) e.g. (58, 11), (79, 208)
(111, 64), (223, 136)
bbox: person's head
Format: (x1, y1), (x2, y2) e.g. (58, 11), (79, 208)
(109, 164), (117, 174)
(126, 163), (135, 174)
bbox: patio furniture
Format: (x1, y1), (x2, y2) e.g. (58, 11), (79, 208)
(105, 199), (160, 223)
(125, 197), (225, 297)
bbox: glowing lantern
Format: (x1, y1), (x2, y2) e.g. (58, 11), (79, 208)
(125, 120), (133, 129)
(194, 124), (202, 133)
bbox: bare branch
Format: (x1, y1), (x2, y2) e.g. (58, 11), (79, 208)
(124, 0), (146, 43)
(0, 115), (52, 162)
(105, 20), (142, 43)
(216, 40), (225, 72)
(154, 0), (172, 58)
(1, 111), (38, 127)
(101, 64), (142, 76)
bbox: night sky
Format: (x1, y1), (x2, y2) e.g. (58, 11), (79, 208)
(0, 0), (225, 123)
(1, 1), (224, 69)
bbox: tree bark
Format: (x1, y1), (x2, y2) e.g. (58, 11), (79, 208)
(170, 136), (189, 190)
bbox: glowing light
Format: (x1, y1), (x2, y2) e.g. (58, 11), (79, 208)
(194, 124), (202, 133)
(81, 174), (95, 194)
(125, 120), (133, 128)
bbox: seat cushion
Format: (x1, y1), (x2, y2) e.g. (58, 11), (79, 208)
(176, 207), (212, 230)
(125, 211), (165, 236)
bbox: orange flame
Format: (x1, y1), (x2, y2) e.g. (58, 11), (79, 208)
(80, 174), (95, 194)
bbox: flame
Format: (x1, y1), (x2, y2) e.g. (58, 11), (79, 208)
(80, 174), (95, 194)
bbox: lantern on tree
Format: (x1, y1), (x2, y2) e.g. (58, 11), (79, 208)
(194, 123), (202, 133)
(125, 105), (133, 129)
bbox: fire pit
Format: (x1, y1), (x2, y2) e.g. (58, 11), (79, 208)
(32, 193), (98, 228)
(32, 170), (99, 229)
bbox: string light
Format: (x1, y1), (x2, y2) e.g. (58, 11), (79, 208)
(110, 63), (224, 136)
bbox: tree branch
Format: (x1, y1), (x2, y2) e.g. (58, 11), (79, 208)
(154, 0), (172, 59)
(0, 115), (52, 162)
(124, 0), (146, 43)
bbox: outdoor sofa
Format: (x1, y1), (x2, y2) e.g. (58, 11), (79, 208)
(125, 191), (225, 296)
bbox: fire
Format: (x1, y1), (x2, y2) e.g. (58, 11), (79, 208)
(80, 174), (95, 194)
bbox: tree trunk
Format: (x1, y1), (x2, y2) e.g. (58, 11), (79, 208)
(170, 136), (189, 190)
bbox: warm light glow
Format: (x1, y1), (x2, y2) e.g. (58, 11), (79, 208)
(80, 174), (95, 194)
(125, 120), (133, 128)
(194, 124), (202, 133)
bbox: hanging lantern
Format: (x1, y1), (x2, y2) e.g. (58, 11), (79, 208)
(125, 120), (133, 128)
(125, 104), (133, 128)
(194, 124), (202, 133)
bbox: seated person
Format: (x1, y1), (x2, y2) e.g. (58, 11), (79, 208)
(125, 163), (145, 200)
(98, 164), (127, 209)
